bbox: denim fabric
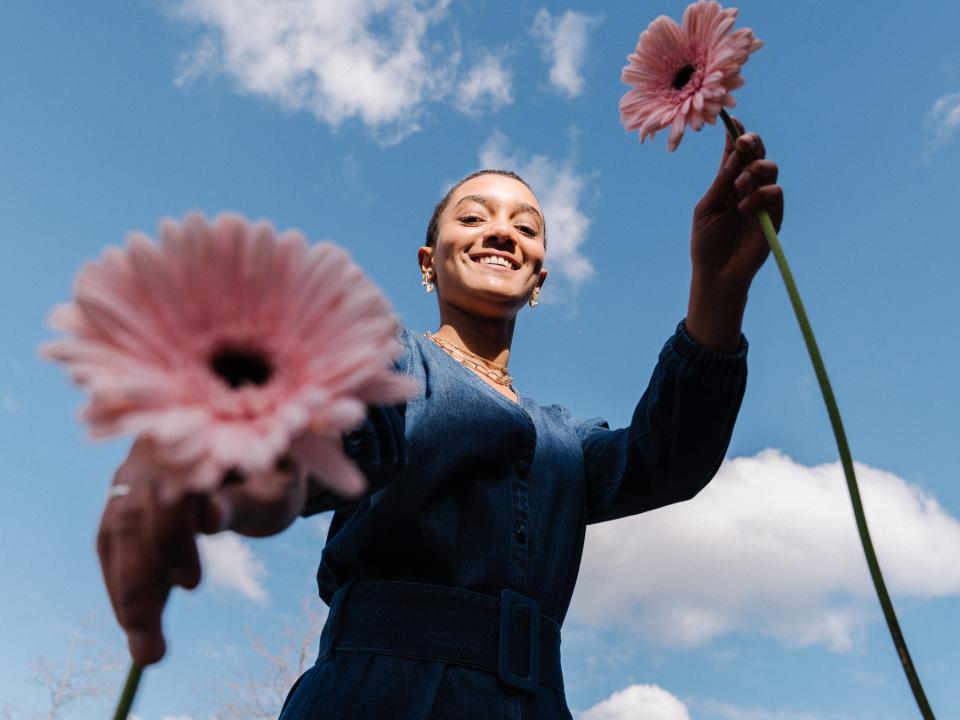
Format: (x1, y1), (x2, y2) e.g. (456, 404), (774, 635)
(282, 320), (747, 719)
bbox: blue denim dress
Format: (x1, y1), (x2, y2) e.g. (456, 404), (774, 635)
(279, 321), (747, 719)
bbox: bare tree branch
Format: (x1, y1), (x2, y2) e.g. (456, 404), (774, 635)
(202, 596), (326, 720)
(6, 613), (125, 720)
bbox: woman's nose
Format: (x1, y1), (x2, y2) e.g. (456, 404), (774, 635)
(485, 215), (516, 244)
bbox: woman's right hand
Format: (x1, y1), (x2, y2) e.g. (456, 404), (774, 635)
(96, 437), (307, 665)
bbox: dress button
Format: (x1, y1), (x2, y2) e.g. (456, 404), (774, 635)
(515, 524), (527, 543)
(516, 459), (530, 475)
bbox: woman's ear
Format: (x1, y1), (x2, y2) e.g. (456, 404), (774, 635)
(536, 267), (548, 289)
(418, 246), (434, 274)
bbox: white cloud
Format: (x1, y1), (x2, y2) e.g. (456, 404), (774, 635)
(1, 392), (20, 413)
(580, 684), (690, 720)
(923, 91), (960, 158)
(453, 53), (513, 116)
(579, 685), (842, 720)
(198, 532), (268, 603)
(478, 131), (595, 295)
(171, 0), (512, 141)
(571, 449), (960, 651)
(532, 9), (601, 98)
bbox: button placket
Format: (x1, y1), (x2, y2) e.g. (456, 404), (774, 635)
(515, 522), (527, 543)
(509, 418), (536, 591)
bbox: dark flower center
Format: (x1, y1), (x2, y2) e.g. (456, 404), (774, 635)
(672, 64), (696, 90)
(210, 347), (273, 388)
(221, 468), (245, 485)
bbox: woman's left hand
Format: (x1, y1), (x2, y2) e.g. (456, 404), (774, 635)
(691, 120), (783, 294)
(684, 120), (783, 353)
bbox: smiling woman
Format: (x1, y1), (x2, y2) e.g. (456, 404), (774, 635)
(416, 172), (548, 403)
(95, 142), (781, 719)
(274, 147), (781, 719)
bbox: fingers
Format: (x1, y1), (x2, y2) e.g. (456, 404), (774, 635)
(125, 442), (203, 590)
(700, 123), (765, 212)
(146, 488), (202, 590)
(97, 439), (203, 665)
(196, 491), (234, 536)
(734, 159), (778, 201)
(736, 130), (765, 161)
(99, 478), (170, 665)
(98, 441), (308, 669)
(700, 128), (780, 226)
(716, 115), (745, 172)
(213, 458), (307, 538)
(737, 185), (784, 230)
(700, 142), (743, 212)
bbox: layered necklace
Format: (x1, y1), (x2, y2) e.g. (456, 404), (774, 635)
(424, 331), (514, 389)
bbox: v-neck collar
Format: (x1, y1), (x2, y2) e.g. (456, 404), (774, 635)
(421, 331), (527, 412)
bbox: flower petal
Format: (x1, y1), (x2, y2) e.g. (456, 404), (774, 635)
(289, 432), (366, 499)
(41, 213), (417, 497)
(619, 0), (762, 150)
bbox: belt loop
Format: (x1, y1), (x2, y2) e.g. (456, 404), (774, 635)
(497, 589), (540, 692)
(317, 579), (356, 660)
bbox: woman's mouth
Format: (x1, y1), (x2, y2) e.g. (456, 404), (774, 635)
(472, 254), (518, 270)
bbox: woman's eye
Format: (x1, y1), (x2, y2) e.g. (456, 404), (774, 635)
(460, 215), (482, 224)
(517, 225), (538, 237)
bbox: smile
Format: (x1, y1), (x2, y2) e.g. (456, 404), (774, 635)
(471, 254), (519, 270)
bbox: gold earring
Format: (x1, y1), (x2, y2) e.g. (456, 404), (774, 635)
(421, 269), (435, 293)
(529, 287), (540, 308)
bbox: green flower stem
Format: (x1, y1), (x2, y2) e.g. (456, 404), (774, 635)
(113, 662), (143, 720)
(112, 585), (171, 719)
(718, 109), (934, 720)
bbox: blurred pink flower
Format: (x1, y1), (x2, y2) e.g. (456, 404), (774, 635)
(619, 0), (762, 151)
(42, 213), (417, 498)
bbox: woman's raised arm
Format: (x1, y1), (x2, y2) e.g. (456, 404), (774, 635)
(686, 124), (782, 353)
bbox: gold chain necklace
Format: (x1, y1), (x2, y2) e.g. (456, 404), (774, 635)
(424, 331), (514, 388)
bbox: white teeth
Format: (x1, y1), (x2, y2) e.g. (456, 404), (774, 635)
(477, 256), (513, 268)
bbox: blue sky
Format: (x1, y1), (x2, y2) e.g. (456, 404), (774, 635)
(2, 1), (959, 718)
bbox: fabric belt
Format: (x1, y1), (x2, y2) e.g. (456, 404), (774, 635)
(318, 580), (564, 693)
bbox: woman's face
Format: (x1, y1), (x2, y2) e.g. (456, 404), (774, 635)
(419, 174), (548, 320)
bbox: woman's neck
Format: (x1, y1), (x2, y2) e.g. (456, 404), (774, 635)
(433, 304), (516, 368)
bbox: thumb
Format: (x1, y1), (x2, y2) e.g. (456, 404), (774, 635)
(200, 459), (306, 538)
(698, 117), (744, 212)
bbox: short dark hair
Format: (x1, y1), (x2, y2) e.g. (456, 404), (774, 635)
(425, 169), (546, 248)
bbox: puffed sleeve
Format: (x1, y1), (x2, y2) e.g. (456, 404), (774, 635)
(579, 320), (747, 525)
(300, 403), (407, 516)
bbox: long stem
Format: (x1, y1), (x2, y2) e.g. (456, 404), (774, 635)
(113, 662), (143, 720)
(112, 583), (173, 718)
(718, 109), (934, 719)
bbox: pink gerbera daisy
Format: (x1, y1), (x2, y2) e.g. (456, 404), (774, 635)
(42, 213), (417, 499)
(619, 0), (763, 151)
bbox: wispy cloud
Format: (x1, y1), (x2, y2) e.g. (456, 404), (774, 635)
(453, 52), (513, 117)
(478, 130), (596, 297)
(170, 0), (512, 142)
(198, 532), (268, 603)
(571, 449), (960, 651)
(580, 684), (690, 720)
(1, 393), (20, 413)
(532, 9), (602, 98)
(923, 91), (960, 159)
